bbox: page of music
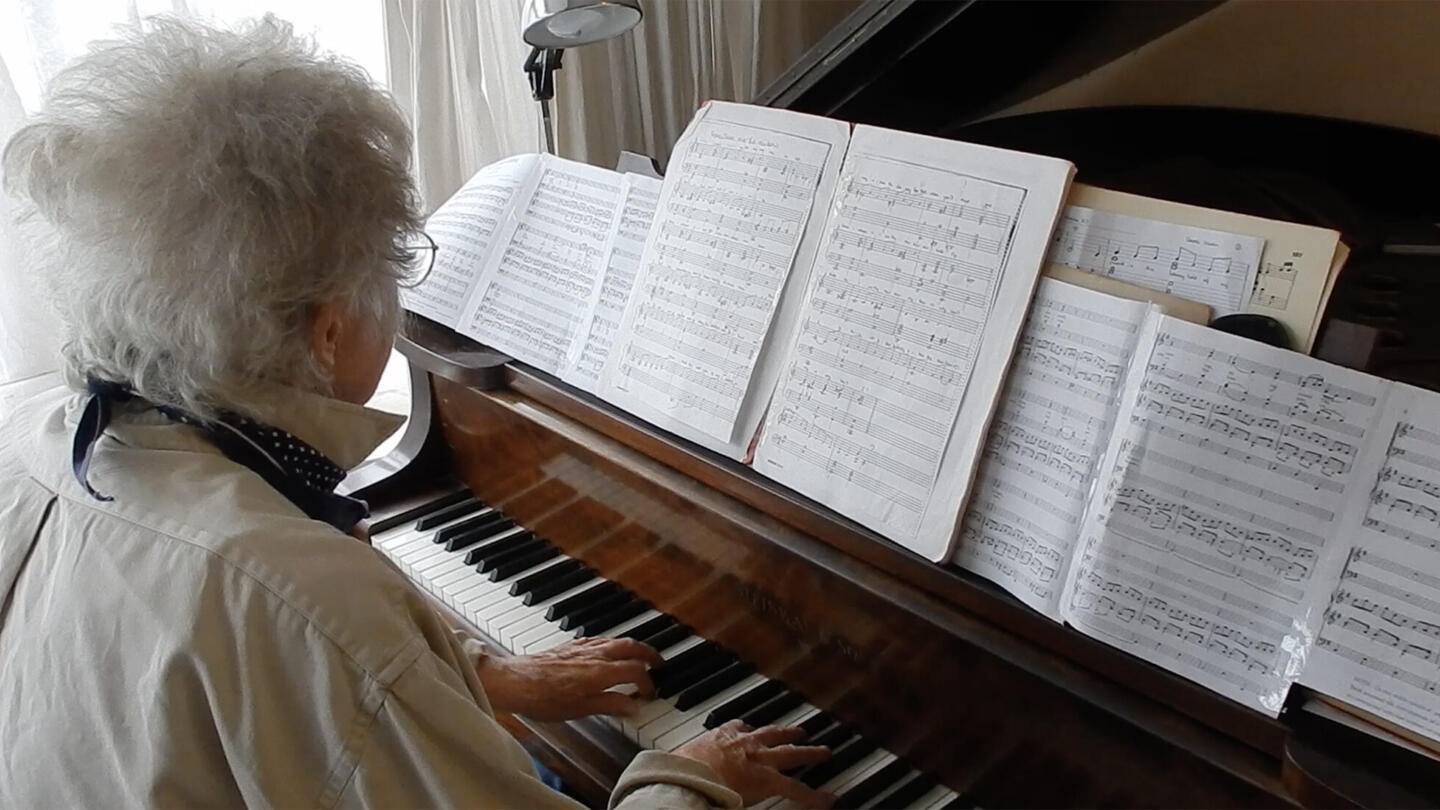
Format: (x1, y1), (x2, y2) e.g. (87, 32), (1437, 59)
(457, 156), (624, 375)
(951, 279), (1157, 620)
(754, 125), (1072, 557)
(1062, 317), (1390, 714)
(598, 102), (849, 458)
(1304, 388), (1440, 742)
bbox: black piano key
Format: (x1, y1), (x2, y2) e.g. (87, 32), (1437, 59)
(675, 660), (753, 711)
(806, 724), (856, 752)
(797, 736), (877, 789)
(640, 622), (691, 652)
(510, 558), (585, 597)
(521, 566), (596, 606)
(368, 489), (470, 534)
(834, 758), (914, 809)
(444, 523), (509, 553)
(619, 613), (674, 643)
(545, 582), (621, 622)
(705, 679), (786, 729)
(737, 688), (805, 728)
(576, 598), (650, 637)
(876, 773), (938, 809)
(462, 531), (533, 566)
(655, 647), (735, 699)
(487, 545), (560, 581)
(477, 537), (549, 574)
(797, 711), (836, 739)
(435, 510), (511, 543)
(558, 590), (635, 631)
(415, 497), (484, 530)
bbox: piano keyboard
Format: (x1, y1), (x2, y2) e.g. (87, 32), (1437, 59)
(370, 490), (962, 810)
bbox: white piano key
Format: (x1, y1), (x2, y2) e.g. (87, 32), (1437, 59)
(493, 581), (599, 648)
(597, 608), (663, 639)
(912, 785), (956, 810)
(772, 704), (819, 730)
(651, 673), (770, 751)
(523, 628), (577, 654)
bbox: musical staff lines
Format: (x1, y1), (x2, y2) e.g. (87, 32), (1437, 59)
(953, 280), (1151, 619)
(1049, 205), (1264, 317)
(460, 161), (623, 375)
(1064, 317), (1386, 714)
(1307, 401), (1440, 739)
(605, 116), (833, 442)
(756, 145), (1026, 544)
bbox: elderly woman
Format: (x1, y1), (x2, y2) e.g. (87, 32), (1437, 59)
(0, 16), (831, 809)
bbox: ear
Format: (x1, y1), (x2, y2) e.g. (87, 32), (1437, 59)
(308, 301), (346, 375)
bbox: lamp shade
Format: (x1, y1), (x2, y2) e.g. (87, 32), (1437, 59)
(521, 0), (642, 49)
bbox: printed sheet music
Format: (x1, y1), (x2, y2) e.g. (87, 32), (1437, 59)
(456, 156), (624, 375)
(754, 125), (1074, 559)
(405, 154), (539, 326)
(563, 173), (663, 391)
(1304, 386), (1440, 743)
(1062, 316), (1390, 714)
(952, 279), (1156, 619)
(598, 102), (850, 458)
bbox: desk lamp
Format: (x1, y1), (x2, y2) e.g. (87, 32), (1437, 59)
(521, 0), (642, 153)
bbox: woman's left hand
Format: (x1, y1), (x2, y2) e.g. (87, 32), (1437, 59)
(476, 637), (665, 720)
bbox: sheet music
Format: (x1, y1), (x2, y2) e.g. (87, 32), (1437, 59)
(1048, 205), (1264, 317)
(456, 155), (623, 375)
(1062, 316), (1388, 714)
(754, 125), (1073, 558)
(404, 154), (539, 326)
(561, 173), (663, 392)
(598, 102), (849, 457)
(1304, 387), (1440, 742)
(951, 279), (1155, 620)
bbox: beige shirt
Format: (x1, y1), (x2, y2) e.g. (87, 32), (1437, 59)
(0, 386), (741, 809)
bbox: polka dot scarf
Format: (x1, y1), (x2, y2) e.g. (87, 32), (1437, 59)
(74, 379), (369, 533)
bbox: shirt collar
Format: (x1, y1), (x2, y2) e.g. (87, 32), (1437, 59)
(256, 388), (407, 470)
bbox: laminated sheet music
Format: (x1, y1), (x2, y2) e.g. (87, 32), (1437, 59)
(598, 102), (850, 458)
(1061, 317), (1392, 714)
(404, 154), (539, 325)
(753, 125), (1074, 559)
(1303, 387), (1440, 743)
(952, 279), (1157, 620)
(456, 157), (624, 375)
(562, 173), (663, 392)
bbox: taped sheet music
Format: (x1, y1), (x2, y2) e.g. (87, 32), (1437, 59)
(599, 102), (849, 458)
(405, 154), (539, 326)
(754, 125), (1073, 558)
(952, 279), (1155, 620)
(1062, 317), (1388, 714)
(1304, 387), (1440, 743)
(562, 173), (662, 392)
(457, 155), (623, 375)
(1049, 206), (1264, 317)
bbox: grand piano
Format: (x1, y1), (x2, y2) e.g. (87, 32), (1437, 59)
(347, 2), (1440, 806)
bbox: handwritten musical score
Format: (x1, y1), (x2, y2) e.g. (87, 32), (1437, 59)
(601, 108), (839, 445)
(1049, 205), (1264, 318)
(754, 123), (1076, 556)
(457, 160), (623, 375)
(1062, 317), (1386, 714)
(563, 174), (663, 392)
(405, 154), (538, 325)
(1304, 394), (1440, 742)
(951, 280), (1154, 619)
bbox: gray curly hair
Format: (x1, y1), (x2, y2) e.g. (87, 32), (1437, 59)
(2, 15), (420, 419)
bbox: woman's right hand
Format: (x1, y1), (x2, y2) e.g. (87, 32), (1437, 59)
(673, 720), (834, 808)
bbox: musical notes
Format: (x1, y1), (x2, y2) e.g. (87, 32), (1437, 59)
(563, 174), (662, 392)
(951, 280), (1154, 619)
(404, 154), (539, 325)
(599, 103), (844, 450)
(1304, 394), (1440, 740)
(1062, 317), (1387, 715)
(456, 158), (623, 375)
(1048, 206), (1264, 317)
(755, 125), (1074, 556)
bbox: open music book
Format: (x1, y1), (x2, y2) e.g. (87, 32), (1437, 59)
(411, 101), (1076, 561)
(949, 277), (1440, 737)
